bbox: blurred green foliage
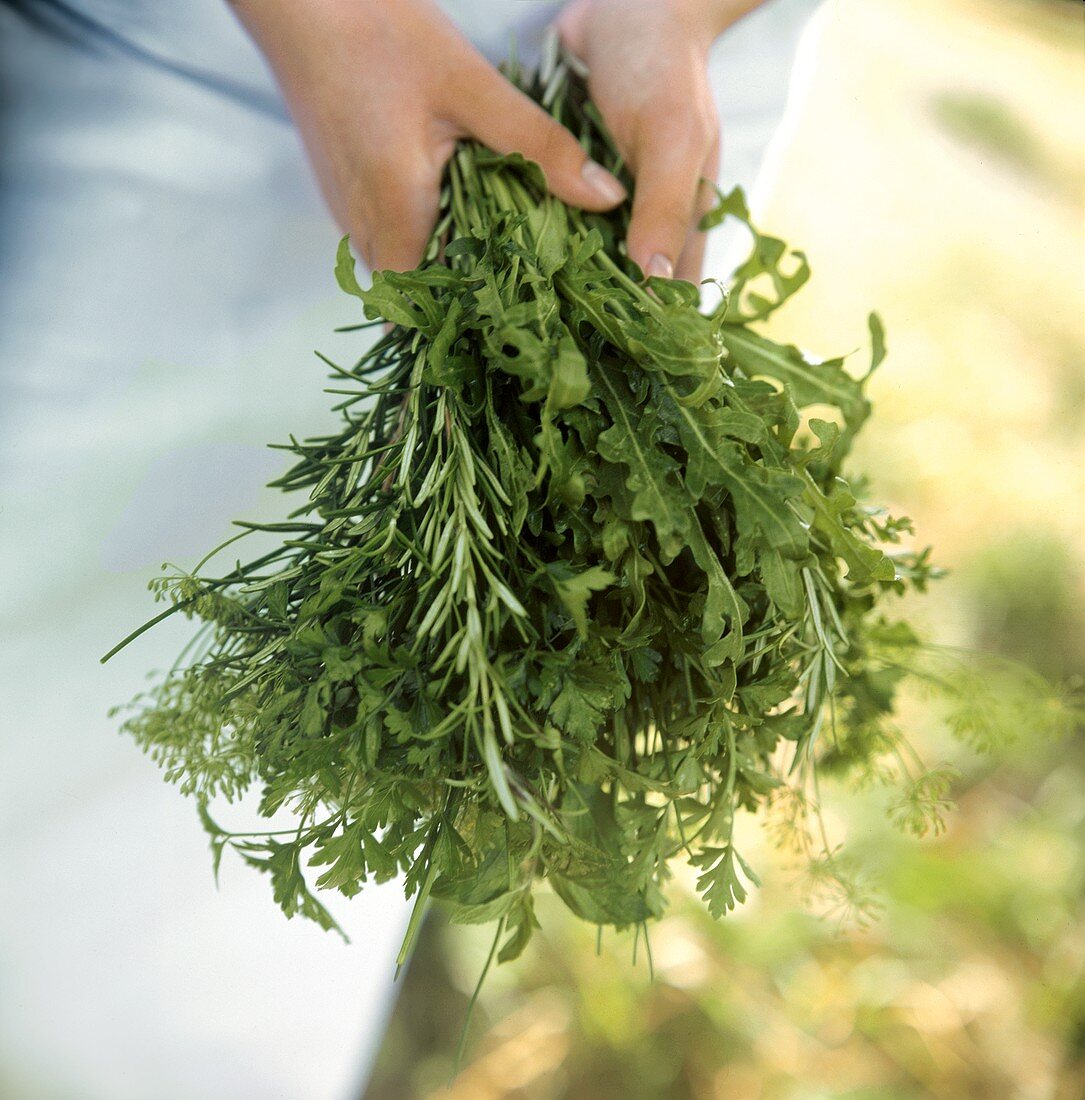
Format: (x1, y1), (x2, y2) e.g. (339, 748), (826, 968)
(964, 530), (1085, 683)
(930, 90), (1047, 179)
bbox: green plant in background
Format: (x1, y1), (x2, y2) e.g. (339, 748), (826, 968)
(105, 44), (1076, 998)
(930, 90), (1046, 176)
(964, 530), (1085, 683)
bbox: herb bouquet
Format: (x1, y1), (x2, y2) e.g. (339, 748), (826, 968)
(109, 48), (957, 969)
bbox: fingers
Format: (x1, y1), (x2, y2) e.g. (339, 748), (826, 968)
(626, 109), (717, 279)
(351, 150), (447, 273)
(674, 134), (721, 283)
(352, 58), (627, 271)
(337, 29), (629, 271)
(365, 179), (440, 273)
(455, 65), (626, 211)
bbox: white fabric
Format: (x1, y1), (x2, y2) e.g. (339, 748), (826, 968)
(0, 2), (817, 1098)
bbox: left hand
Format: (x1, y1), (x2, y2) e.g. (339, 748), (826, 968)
(556, 0), (766, 282)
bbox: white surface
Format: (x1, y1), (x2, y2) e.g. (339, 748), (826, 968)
(0, 2), (817, 1097)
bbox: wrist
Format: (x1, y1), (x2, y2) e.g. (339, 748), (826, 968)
(229, 0), (420, 54)
(666, 0), (765, 46)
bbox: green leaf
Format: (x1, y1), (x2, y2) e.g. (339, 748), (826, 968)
(548, 563), (615, 637)
(310, 821), (368, 896)
(334, 236), (364, 300)
(867, 311), (887, 377)
(701, 185), (810, 321)
(482, 727), (520, 821)
(497, 895), (539, 963)
(625, 307), (723, 389)
(548, 871), (652, 926)
(761, 548), (806, 617)
(594, 368), (690, 560)
(359, 270), (437, 330)
(197, 801), (229, 887)
(801, 418), (842, 468)
(686, 515), (747, 652)
(691, 845), (761, 917)
(243, 840), (346, 939)
(720, 325), (869, 434)
(300, 684), (325, 737)
(549, 664), (623, 741)
(803, 473), (896, 584)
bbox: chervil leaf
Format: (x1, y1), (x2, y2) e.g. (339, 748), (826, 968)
(548, 563), (615, 637)
(310, 821), (369, 896)
(691, 845), (761, 918)
(242, 840), (346, 940)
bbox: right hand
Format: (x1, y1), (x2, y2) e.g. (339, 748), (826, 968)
(230, 0), (627, 272)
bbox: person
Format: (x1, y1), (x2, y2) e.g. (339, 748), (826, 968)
(0, 1), (819, 1097)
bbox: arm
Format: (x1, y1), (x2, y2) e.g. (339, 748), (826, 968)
(228, 0), (627, 271)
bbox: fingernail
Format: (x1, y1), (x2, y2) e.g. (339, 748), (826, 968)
(646, 253), (674, 279)
(581, 160), (627, 204)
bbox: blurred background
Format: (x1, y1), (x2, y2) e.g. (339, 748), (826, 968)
(363, 0), (1085, 1097)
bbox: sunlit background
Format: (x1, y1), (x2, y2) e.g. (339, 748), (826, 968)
(364, 1), (1085, 1096)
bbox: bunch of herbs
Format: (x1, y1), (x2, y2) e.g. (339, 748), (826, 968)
(108, 48), (1028, 970)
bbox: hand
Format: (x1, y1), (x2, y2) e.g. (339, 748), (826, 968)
(556, 0), (765, 281)
(231, 0), (627, 272)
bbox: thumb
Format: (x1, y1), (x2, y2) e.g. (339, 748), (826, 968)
(456, 62), (626, 211)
